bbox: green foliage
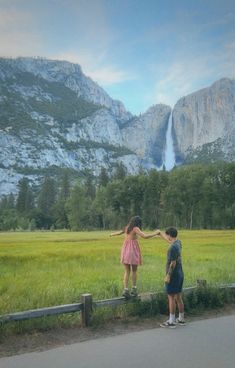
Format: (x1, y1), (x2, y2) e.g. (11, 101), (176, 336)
(66, 184), (91, 230)
(184, 286), (235, 312)
(37, 177), (56, 214)
(0, 162), (234, 231)
(0, 209), (18, 231)
(57, 137), (133, 156)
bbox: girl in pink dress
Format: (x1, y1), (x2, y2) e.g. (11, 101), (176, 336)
(110, 216), (160, 298)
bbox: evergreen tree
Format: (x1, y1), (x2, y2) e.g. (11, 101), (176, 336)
(60, 171), (70, 200)
(113, 162), (127, 180)
(37, 177), (56, 216)
(93, 186), (116, 229)
(0, 194), (18, 231)
(54, 172), (70, 229)
(84, 174), (96, 199)
(7, 193), (15, 209)
(142, 170), (162, 228)
(37, 177), (56, 228)
(16, 177), (34, 215)
(66, 183), (89, 230)
(98, 167), (109, 187)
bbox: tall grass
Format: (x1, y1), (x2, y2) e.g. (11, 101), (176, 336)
(0, 230), (234, 333)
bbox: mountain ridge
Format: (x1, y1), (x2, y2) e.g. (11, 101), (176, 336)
(0, 57), (234, 195)
(0, 57), (170, 195)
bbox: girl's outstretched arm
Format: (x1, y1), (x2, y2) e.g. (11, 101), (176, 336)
(159, 231), (171, 244)
(133, 227), (160, 239)
(110, 230), (124, 237)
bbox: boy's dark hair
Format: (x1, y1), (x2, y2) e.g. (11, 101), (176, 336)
(165, 227), (178, 238)
(126, 216), (142, 234)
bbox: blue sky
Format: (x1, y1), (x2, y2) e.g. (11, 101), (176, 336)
(0, 0), (235, 115)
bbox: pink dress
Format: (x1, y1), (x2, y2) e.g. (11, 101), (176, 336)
(121, 239), (142, 265)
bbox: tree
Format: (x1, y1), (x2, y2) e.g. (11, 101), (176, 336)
(98, 167), (109, 187)
(0, 193), (15, 211)
(66, 183), (89, 230)
(113, 162), (127, 180)
(37, 177), (56, 228)
(37, 177), (56, 216)
(16, 177), (34, 215)
(142, 170), (162, 228)
(54, 172), (70, 229)
(123, 175), (147, 218)
(59, 171), (70, 200)
(93, 186), (110, 229)
(84, 174), (96, 199)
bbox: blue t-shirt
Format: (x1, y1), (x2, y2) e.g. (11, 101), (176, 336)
(166, 239), (183, 275)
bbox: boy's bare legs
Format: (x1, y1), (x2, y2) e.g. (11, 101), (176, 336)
(168, 294), (176, 314)
(175, 293), (184, 313)
(175, 293), (185, 323)
(167, 294), (176, 323)
(160, 294), (176, 327)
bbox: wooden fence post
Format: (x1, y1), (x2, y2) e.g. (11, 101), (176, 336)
(81, 293), (93, 327)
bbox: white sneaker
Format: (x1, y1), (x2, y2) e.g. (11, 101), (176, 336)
(176, 317), (186, 326)
(160, 320), (176, 329)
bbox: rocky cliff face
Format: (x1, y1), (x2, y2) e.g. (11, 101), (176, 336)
(0, 57), (169, 195)
(173, 78), (235, 163)
(121, 105), (171, 167)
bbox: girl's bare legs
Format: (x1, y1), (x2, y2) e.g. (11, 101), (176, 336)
(131, 265), (138, 287)
(123, 264), (131, 289)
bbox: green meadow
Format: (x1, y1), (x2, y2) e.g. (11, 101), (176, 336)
(1, 230), (234, 318)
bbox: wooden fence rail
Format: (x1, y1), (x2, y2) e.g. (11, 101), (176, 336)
(0, 303), (83, 324)
(1, 282), (234, 327)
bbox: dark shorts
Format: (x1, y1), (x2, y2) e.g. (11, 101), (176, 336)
(165, 272), (184, 295)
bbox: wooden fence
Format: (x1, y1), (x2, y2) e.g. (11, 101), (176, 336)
(1, 281), (234, 327)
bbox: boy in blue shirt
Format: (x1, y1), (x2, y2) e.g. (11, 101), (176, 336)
(159, 227), (185, 328)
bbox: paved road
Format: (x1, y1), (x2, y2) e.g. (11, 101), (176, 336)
(1, 315), (235, 368)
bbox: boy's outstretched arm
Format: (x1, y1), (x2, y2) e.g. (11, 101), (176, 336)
(110, 230), (124, 237)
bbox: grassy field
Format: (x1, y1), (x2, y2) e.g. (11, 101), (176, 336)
(0, 229), (234, 318)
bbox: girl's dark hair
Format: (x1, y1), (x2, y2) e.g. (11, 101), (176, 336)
(126, 216), (142, 234)
(165, 227), (178, 238)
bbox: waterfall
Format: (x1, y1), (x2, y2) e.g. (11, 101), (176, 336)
(163, 112), (175, 170)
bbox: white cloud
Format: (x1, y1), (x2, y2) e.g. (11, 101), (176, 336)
(151, 25), (235, 107)
(152, 58), (210, 106)
(88, 66), (131, 85)
(54, 51), (135, 86)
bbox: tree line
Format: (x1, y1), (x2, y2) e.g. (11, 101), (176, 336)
(0, 162), (234, 231)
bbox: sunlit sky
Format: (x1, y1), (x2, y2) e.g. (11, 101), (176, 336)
(0, 0), (235, 115)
